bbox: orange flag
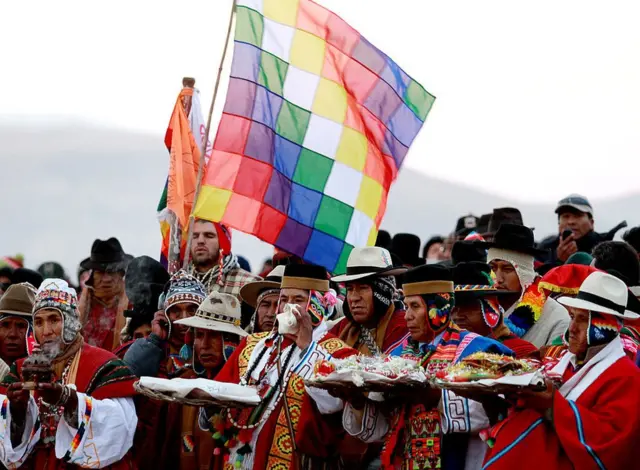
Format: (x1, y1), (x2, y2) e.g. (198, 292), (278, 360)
(165, 88), (201, 228)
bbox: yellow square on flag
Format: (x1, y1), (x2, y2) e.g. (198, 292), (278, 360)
(290, 29), (326, 75)
(263, 0), (300, 27)
(336, 127), (368, 171)
(367, 225), (379, 246)
(355, 175), (383, 219)
(193, 187), (232, 222)
(312, 78), (348, 123)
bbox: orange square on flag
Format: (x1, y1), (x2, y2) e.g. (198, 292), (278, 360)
(222, 193), (261, 234)
(296, 0), (330, 39)
(214, 114), (251, 155)
(322, 43), (350, 85)
(325, 12), (360, 56)
(203, 150), (241, 190)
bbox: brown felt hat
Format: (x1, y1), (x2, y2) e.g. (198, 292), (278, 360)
(0, 283), (37, 317)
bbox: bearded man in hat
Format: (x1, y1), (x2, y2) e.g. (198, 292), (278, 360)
(240, 265), (285, 334)
(78, 237), (132, 351)
(0, 279), (138, 469)
(343, 265), (513, 470)
(482, 271), (640, 470)
(0, 284), (36, 378)
(452, 262), (538, 358)
(481, 224), (570, 348)
(202, 264), (356, 469)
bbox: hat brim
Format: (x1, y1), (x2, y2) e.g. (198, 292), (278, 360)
(174, 316), (248, 337)
(331, 266), (408, 283)
(0, 310), (32, 318)
(80, 257), (132, 272)
(557, 296), (640, 320)
(454, 288), (520, 300)
(477, 241), (548, 257)
(555, 204), (592, 215)
(239, 281), (281, 308)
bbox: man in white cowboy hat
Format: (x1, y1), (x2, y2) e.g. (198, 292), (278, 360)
(482, 271), (640, 470)
(481, 223), (570, 347)
(239, 265), (285, 334)
(148, 292), (247, 470)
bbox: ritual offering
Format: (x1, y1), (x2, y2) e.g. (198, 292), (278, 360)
(21, 353), (54, 390)
(135, 377), (261, 408)
(432, 352), (545, 393)
(305, 355), (428, 393)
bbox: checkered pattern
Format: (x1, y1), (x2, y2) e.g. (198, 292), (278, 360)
(207, 266), (261, 298)
(194, 0), (434, 273)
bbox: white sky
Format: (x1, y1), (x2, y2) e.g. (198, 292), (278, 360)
(1, 0), (639, 202)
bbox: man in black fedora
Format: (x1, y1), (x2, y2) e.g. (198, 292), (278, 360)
(481, 207), (525, 242)
(479, 224), (570, 347)
(78, 237), (133, 351)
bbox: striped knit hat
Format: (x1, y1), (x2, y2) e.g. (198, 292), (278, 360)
(34, 279), (81, 343)
(163, 270), (207, 312)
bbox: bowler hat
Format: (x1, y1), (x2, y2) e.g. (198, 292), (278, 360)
(452, 262), (519, 301)
(485, 208), (525, 236)
(0, 283), (37, 317)
(80, 238), (132, 272)
(477, 224), (547, 257)
(403, 264), (453, 296)
(390, 233), (424, 267)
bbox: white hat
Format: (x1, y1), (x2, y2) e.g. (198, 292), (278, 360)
(558, 271), (640, 320)
(239, 265), (285, 308)
(174, 291), (248, 337)
(331, 247), (407, 283)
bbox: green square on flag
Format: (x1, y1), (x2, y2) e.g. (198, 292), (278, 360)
(276, 101), (311, 145)
(335, 244), (355, 275)
(404, 80), (435, 121)
(259, 51), (289, 96)
(315, 196), (353, 240)
(235, 6), (264, 47)
(293, 149), (333, 192)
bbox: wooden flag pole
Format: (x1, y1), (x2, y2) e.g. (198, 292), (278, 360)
(183, 0), (237, 270)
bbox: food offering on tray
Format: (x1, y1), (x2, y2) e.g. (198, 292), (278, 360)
(432, 352), (544, 392)
(306, 355), (428, 391)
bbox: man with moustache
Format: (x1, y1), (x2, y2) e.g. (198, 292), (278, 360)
(0, 283), (37, 379)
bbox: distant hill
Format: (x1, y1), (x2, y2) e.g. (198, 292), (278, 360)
(2, 122), (637, 280)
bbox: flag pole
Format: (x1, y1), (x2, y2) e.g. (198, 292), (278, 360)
(183, 0), (237, 270)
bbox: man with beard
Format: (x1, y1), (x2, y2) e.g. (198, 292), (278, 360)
(240, 265), (285, 334)
(78, 238), (132, 351)
(0, 283), (36, 379)
(481, 224), (570, 348)
(0, 279), (138, 469)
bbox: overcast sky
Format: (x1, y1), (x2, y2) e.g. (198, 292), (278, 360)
(2, 0), (639, 202)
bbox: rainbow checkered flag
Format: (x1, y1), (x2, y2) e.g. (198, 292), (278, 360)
(194, 0), (434, 273)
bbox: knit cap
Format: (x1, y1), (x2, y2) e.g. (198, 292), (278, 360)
(164, 270), (207, 312)
(34, 279), (81, 343)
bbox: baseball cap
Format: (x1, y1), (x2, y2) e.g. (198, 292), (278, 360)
(555, 194), (593, 216)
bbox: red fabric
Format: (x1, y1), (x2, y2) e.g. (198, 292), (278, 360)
(214, 222), (232, 255)
(214, 333), (355, 469)
(500, 336), (539, 359)
(330, 307), (409, 354)
(484, 356), (640, 469)
(83, 302), (119, 351)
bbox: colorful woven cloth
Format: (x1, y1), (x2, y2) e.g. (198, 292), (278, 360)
(194, 0), (434, 273)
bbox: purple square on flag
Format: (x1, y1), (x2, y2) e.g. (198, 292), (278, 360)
(252, 86), (284, 130)
(304, 230), (343, 271)
(230, 42), (261, 83)
(352, 38), (386, 75)
(223, 78), (257, 119)
(380, 60), (411, 97)
(245, 121), (275, 165)
(364, 78), (403, 125)
(383, 130), (409, 168)
(388, 104), (423, 147)
(276, 219), (313, 258)
(288, 183), (322, 227)
(264, 170), (292, 214)
(274, 135), (301, 179)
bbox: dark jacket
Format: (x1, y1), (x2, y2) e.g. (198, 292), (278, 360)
(123, 334), (165, 377)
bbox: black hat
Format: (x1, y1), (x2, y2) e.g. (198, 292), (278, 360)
(455, 214), (479, 237)
(623, 227), (640, 253)
(390, 233), (424, 267)
(80, 238), (133, 272)
(422, 236), (444, 259)
(452, 262), (519, 301)
(451, 240), (486, 264)
(37, 262), (66, 280)
(485, 208), (525, 235)
(477, 214), (492, 235)
(403, 264), (453, 296)
(11, 268), (43, 289)
(125, 256), (170, 314)
(477, 223), (548, 257)
(282, 264), (329, 292)
(375, 230), (392, 250)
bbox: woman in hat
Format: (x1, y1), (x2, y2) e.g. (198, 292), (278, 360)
(0, 279), (138, 469)
(343, 265), (513, 470)
(205, 264), (356, 470)
(483, 271), (640, 470)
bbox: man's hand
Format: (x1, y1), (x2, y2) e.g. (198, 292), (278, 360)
(6, 383), (30, 422)
(285, 306), (313, 350)
(557, 233), (578, 262)
(151, 310), (169, 341)
(510, 379), (555, 414)
(36, 382), (65, 405)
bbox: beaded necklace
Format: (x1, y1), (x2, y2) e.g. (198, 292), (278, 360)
(38, 356), (74, 446)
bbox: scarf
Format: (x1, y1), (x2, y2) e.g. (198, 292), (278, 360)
(50, 335), (84, 379)
(504, 277), (546, 338)
(339, 304), (397, 356)
(191, 253), (239, 291)
(342, 276), (396, 322)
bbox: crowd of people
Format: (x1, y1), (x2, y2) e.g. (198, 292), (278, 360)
(1, 194), (639, 469)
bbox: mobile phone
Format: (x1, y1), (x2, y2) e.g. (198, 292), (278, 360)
(562, 229), (573, 240)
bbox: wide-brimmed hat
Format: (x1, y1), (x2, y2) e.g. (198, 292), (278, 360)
(558, 271), (639, 320)
(451, 240), (487, 264)
(125, 256), (170, 315)
(80, 238), (133, 272)
(452, 262), (519, 301)
(390, 233), (424, 267)
(555, 194), (593, 216)
(240, 265), (285, 308)
(477, 224), (547, 257)
(281, 264), (329, 292)
(455, 214), (480, 237)
(403, 264), (454, 296)
(332, 247), (407, 283)
(174, 291), (247, 337)
(0, 283), (37, 317)
(485, 208), (525, 236)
